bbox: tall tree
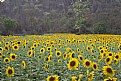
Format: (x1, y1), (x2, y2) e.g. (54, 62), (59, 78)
(72, 0), (91, 34)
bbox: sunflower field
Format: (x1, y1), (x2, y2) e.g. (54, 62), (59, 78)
(0, 34), (121, 81)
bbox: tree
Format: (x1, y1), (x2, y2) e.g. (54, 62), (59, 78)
(3, 17), (17, 35)
(94, 22), (108, 34)
(71, 0), (91, 34)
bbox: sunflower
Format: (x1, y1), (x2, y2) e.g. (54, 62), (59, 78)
(86, 46), (91, 51)
(33, 43), (38, 47)
(77, 74), (83, 81)
(66, 47), (71, 52)
(50, 41), (54, 45)
(31, 46), (35, 50)
(17, 41), (21, 44)
(63, 53), (67, 60)
(99, 49), (105, 54)
(76, 48), (80, 52)
(44, 64), (49, 70)
(83, 59), (92, 68)
(69, 51), (75, 59)
(67, 58), (79, 70)
(51, 44), (54, 47)
(92, 62), (98, 71)
(118, 44), (121, 50)
(104, 77), (117, 81)
(108, 52), (113, 57)
(12, 44), (19, 50)
(4, 57), (10, 63)
(4, 46), (9, 51)
(6, 66), (14, 77)
(114, 53), (120, 60)
(71, 76), (77, 81)
(58, 44), (62, 48)
(0, 52), (2, 58)
(40, 48), (45, 54)
(56, 51), (61, 57)
(98, 46), (103, 50)
(78, 55), (83, 62)
(114, 58), (119, 64)
(98, 55), (103, 63)
(45, 56), (51, 62)
(0, 47), (3, 52)
(27, 50), (33, 57)
(68, 40), (71, 43)
(5, 42), (10, 46)
(47, 47), (52, 51)
(103, 66), (115, 77)
(103, 52), (107, 58)
(48, 55), (52, 62)
(105, 56), (112, 65)
(58, 59), (62, 63)
(46, 75), (59, 81)
(21, 60), (26, 69)
(88, 71), (94, 81)
(10, 53), (17, 60)
(54, 48), (57, 51)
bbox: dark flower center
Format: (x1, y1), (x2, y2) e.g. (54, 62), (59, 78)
(79, 57), (82, 60)
(41, 49), (43, 52)
(109, 53), (112, 56)
(49, 77), (55, 81)
(86, 61), (90, 66)
(0, 48), (2, 50)
(12, 55), (15, 59)
(115, 55), (119, 59)
(34, 44), (36, 47)
(107, 68), (113, 73)
(18, 42), (20, 44)
(114, 60), (117, 63)
(14, 46), (18, 49)
(57, 52), (60, 55)
(5, 59), (8, 62)
(46, 57), (49, 61)
(8, 69), (13, 74)
(5, 47), (8, 50)
(48, 48), (50, 50)
(107, 79), (113, 81)
(70, 61), (76, 66)
(72, 54), (75, 58)
(103, 53), (106, 57)
(106, 58), (110, 62)
(93, 64), (97, 69)
(101, 50), (103, 53)
(50, 56), (52, 60)
(64, 54), (66, 57)
(29, 52), (31, 55)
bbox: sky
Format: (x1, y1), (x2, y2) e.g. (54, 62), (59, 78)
(0, 0), (5, 2)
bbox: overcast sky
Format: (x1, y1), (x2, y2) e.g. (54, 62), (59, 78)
(0, 0), (5, 2)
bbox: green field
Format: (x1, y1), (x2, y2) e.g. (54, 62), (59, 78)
(0, 34), (121, 81)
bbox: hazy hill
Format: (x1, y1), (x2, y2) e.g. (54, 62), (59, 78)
(0, 0), (121, 34)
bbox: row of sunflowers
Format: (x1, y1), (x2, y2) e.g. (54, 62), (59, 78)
(0, 34), (121, 81)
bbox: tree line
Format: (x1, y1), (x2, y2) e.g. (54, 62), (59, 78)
(0, 0), (121, 35)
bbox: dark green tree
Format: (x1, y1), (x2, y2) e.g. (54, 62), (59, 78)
(94, 22), (108, 34)
(3, 18), (17, 35)
(72, 0), (91, 34)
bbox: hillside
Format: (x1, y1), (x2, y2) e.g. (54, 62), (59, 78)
(0, 0), (121, 34)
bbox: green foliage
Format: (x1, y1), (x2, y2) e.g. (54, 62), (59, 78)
(3, 18), (17, 30)
(71, 0), (90, 34)
(94, 22), (109, 34)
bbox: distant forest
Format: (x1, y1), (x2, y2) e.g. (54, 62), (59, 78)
(0, 0), (121, 35)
